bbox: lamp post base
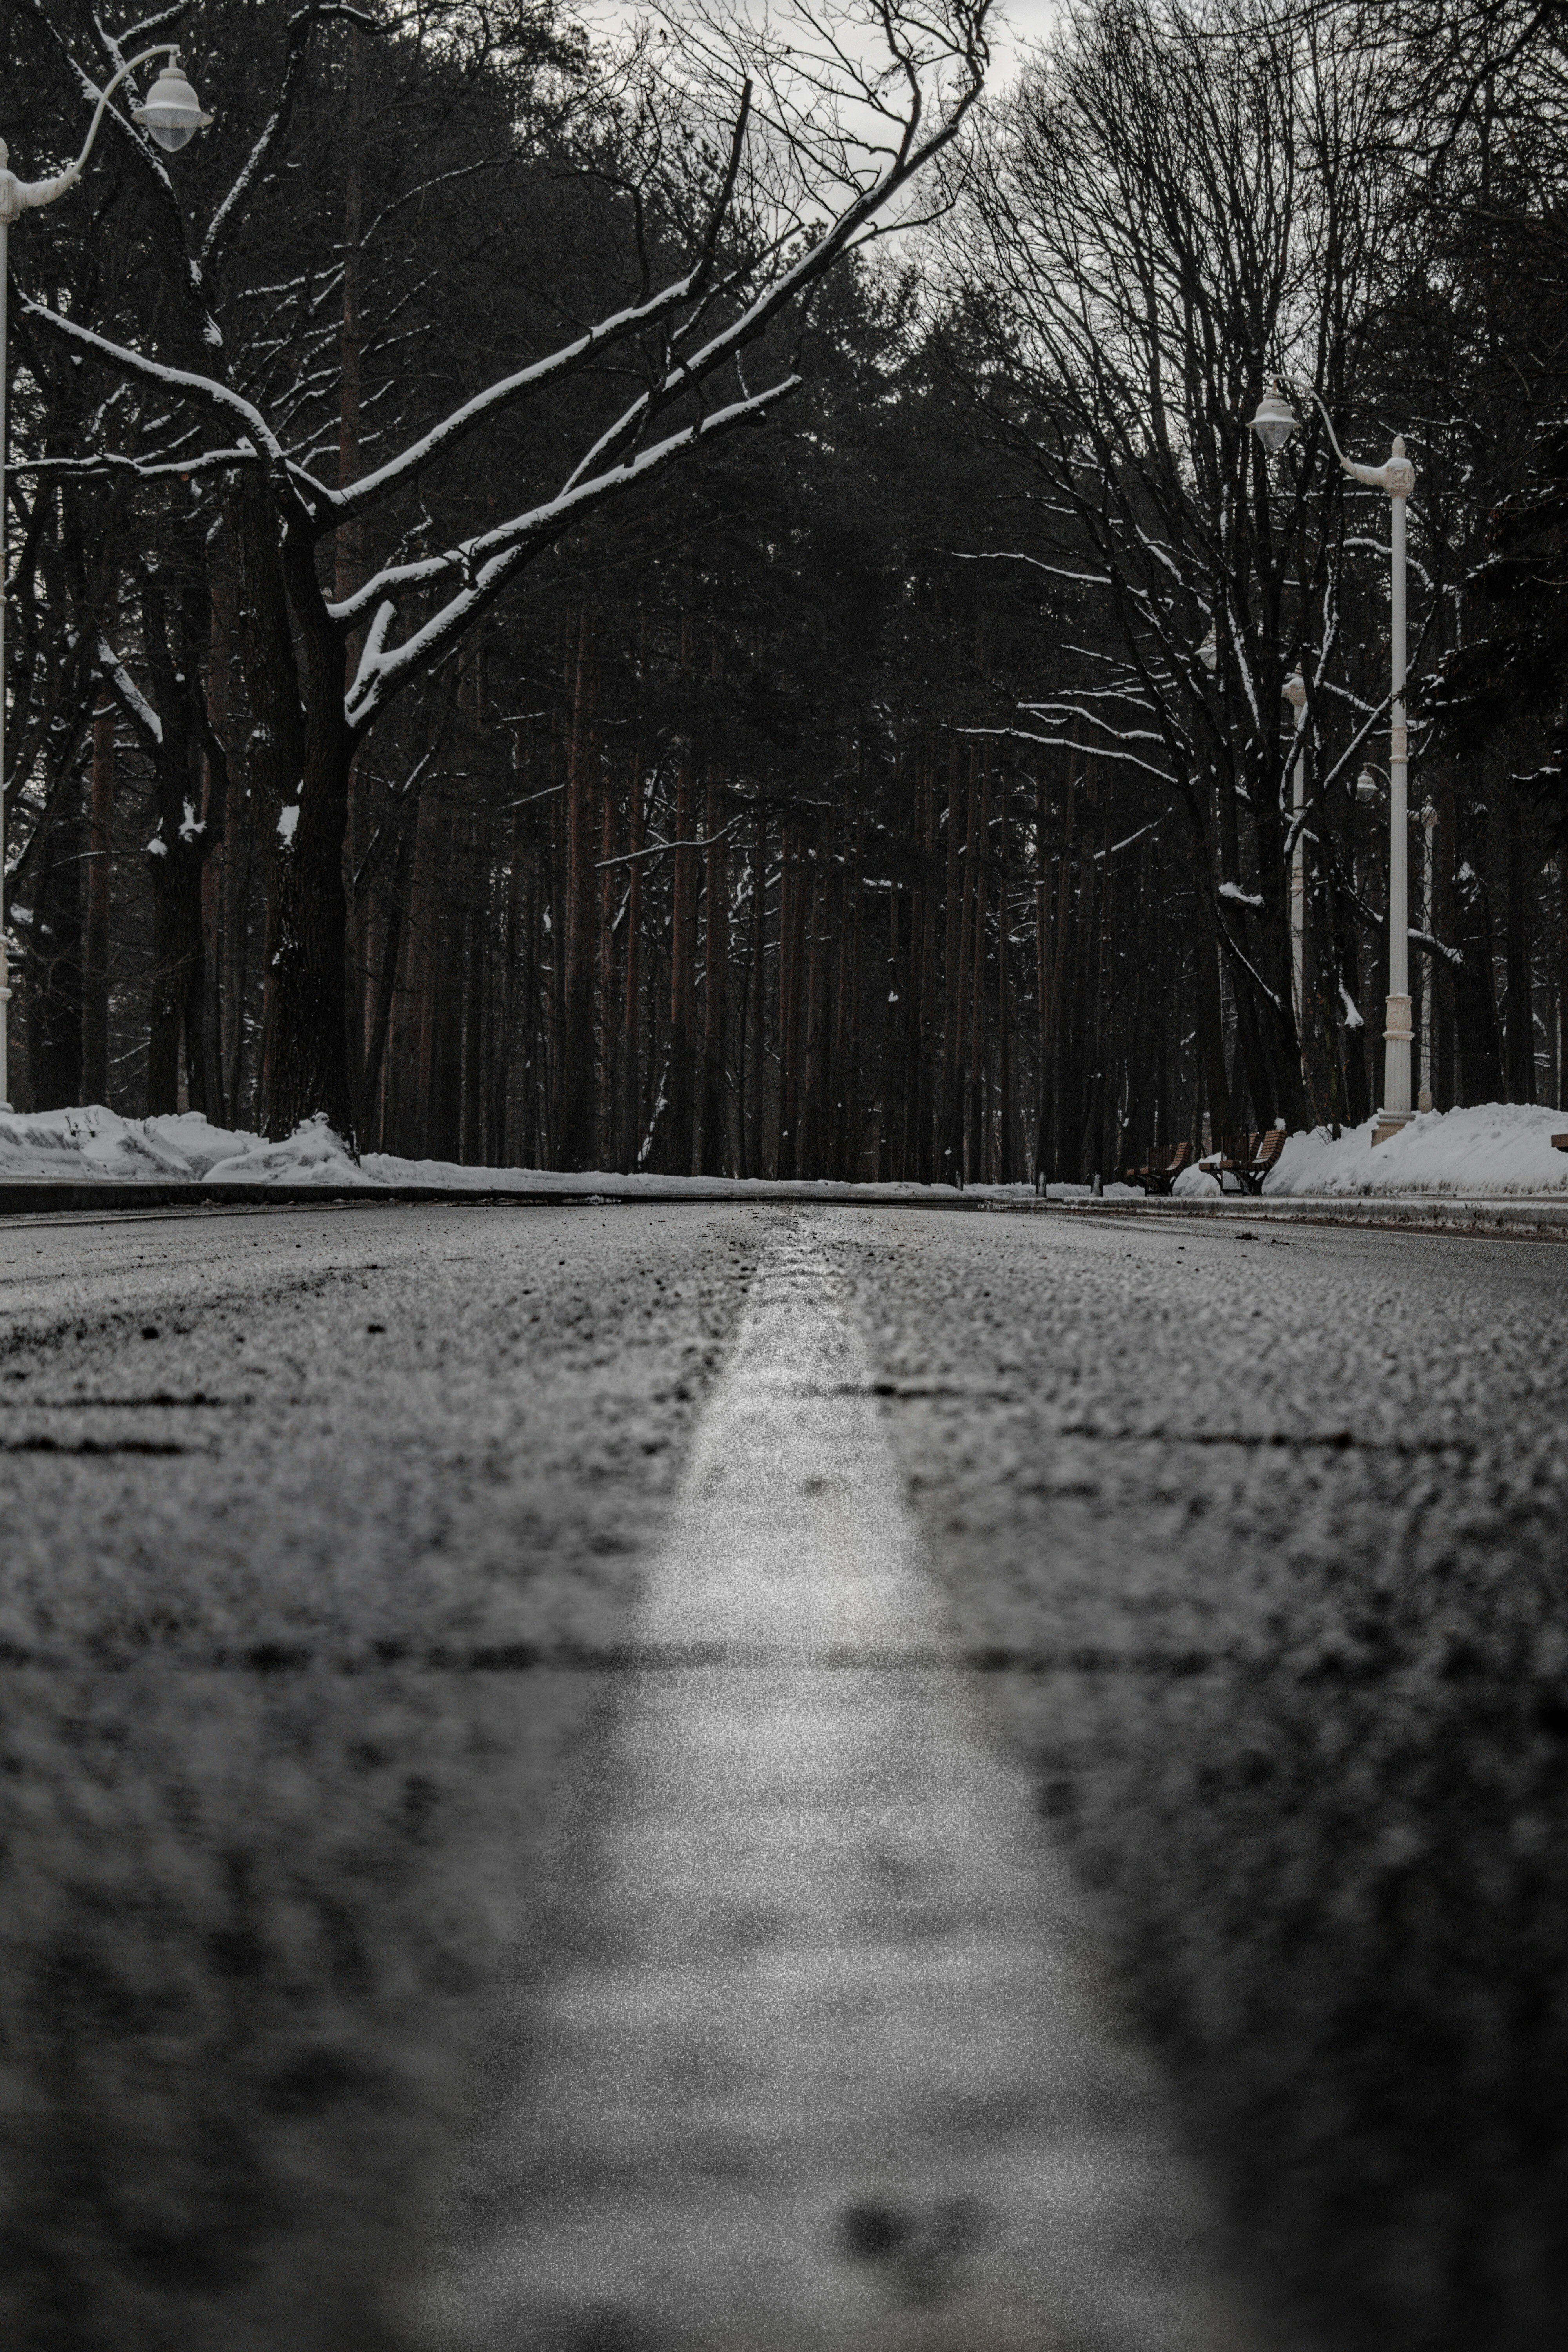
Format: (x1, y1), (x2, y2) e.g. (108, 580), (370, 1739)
(1372, 1109), (1414, 1149)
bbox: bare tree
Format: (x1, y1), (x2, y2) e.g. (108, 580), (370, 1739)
(945, 0), (1396, 1136)
(18, 0), (993, 1146)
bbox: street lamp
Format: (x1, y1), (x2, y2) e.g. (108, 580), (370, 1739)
(1249, 378), (1417, 1145)
(0, 47), (211, 1108)
(1283, 670), (1307, 1057)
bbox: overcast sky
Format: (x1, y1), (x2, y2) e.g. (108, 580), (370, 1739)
(994, 0), (1061, 60)
(578, 3), (1063, 80)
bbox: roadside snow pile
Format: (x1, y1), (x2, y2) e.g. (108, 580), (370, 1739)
(1172, 1103), (1568, 1199)
(0, 1111), (1151, 1198)
(0, 1107), (370, 1187)
(15, 1098), (1557, 1199)
(205, 1114), (369, 1186)
(0, 1106), (260, 1181)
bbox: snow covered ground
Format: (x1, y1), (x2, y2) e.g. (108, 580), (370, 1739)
(1173, 1104), (1568, 1200)
(0, 1106), (1143, 1201)
(0, 1106), (365, 1185)
(3, 1100), (1565, 1200)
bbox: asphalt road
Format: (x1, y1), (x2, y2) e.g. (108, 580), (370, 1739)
(1, 1200), (1564, 2352)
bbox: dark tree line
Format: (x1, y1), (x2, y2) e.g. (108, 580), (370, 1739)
(4, 0), (1564, 1178)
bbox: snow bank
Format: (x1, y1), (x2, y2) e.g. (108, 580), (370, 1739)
(207, 1115), (368, 1186)
(0, 1106), (257, 1182)
(5, 1102), (1564, 1200)
(1, 1109), (1151, 1199)
(0, 1107), (363, 1187)
(1172, 1104), (1568, 1200)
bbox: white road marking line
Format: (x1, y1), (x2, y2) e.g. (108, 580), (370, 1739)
(416, 1222), (1253, 2351)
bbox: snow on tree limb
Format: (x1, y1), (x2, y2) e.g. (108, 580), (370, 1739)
(321, 269), (706, 543)
(201, 3), (386, 274)
(95, 636), (163, 746)
(18, 298), (285, 468)
(343, 374), (803, 732)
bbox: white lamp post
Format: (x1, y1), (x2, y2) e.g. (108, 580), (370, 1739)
(0, 49), (211, 1109)
(1249, 380), (1417, 1145)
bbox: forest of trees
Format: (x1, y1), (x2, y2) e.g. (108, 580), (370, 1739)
(4, 0), (1565, 1181)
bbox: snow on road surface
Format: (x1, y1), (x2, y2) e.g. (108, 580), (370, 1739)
(416, 1223), (1250, 2352)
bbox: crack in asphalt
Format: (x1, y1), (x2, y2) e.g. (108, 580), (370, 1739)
(0, 1393), (243, 1409)
(0, 1434), (198, 1456)
(0, 1638), (1238, 1677)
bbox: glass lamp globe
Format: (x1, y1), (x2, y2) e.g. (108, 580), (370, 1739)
(133, 59), (213, 152)
(1356, 768), (1379, 802)
(1249, 385), (1299, 455)
(1198, 627), (1218, 675)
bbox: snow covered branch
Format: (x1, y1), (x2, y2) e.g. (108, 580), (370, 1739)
(17, 299), (285, 470)
(201, 2), (385, 275)
(343, 374), (802, 732)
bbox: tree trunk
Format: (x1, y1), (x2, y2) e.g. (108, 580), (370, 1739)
(621, 751), (645, 1170)
(747, 803), (766, 1176)
(913, 742), (937, 1182)
(1504, 777), (1534, 1101)
(559, 611), (598, 1169)
(147, 832), (207, 1118)
(1189, 820), (1230, 1151)
(775, 824), (796, 1177)
(428, 800), (465, 1162)
(1326, 864), (1370, 1127)
(845, 807), (864, 1180)
(997, 773), (1014, 1183)
(965, 744), (990, 1181)
(667, 608), (697, 1175)
(1452, 782), (1505, 1104)
(83, 694), (115, 1106)
(461, 809), (488, 1163)
(262, 715), (359, 1141)
(339, 25), (369, 1085)
(223, 750), (254, 1126)
(361, 808), (416, 1152)
(27, 772), (85, 1112)
(200, 570), (236, 1128)
(1033, 763), (1053, 1183)
(597, 788), (616, 1161)
(800, 849), (828, 1176)
(830, 795), (853, 1178)
(700, 769), (728, 1174)
(942, 736), (965, 1185)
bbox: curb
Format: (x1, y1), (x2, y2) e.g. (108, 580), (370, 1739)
(0, 1178), (993, 1219)
(1, 1180), (1565, 1236)
(1017, 1195), (1568, 1239)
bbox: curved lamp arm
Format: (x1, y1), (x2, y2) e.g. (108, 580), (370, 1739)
(0, 45), (177, 219)
(1285, 375), (1414, 497)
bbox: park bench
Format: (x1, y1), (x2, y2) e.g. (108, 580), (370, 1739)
(1204, 1128), (1286, 1195)
(1122, 1139), (1192, 1194)
(1555, 1134), (1568, 1153)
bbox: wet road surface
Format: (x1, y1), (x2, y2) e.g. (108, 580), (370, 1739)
(1, 1200), (1565, 2351)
